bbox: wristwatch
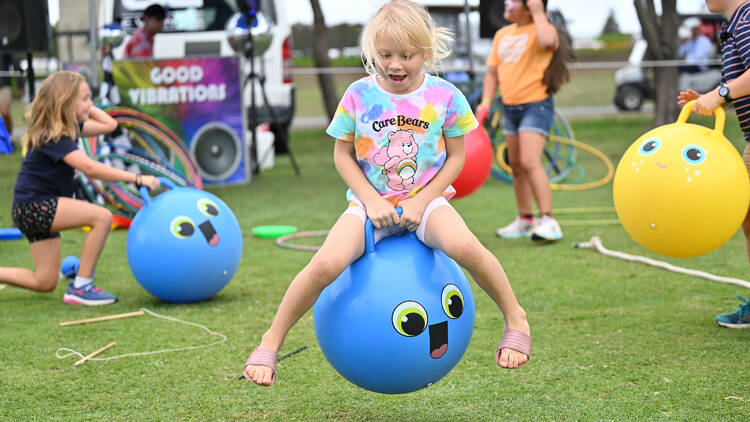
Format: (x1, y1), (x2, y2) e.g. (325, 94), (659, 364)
(719, 83), (733, 103)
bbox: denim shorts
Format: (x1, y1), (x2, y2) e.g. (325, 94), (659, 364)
(502, 97), (554, 137)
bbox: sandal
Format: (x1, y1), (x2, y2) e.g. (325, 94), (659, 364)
(495, 324), (531, 368)
(243, 346), (277, 385)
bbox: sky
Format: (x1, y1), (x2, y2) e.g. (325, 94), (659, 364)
(48, 0), (711, 39)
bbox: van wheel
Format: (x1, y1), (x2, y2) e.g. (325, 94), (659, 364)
(614, 85), (644, 111)
(271, 123), (291, 154)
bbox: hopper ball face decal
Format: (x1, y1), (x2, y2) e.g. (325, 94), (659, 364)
(391, 283), (466, 359)
(627, 137), (708, 185)
(169, 197), (222, 247)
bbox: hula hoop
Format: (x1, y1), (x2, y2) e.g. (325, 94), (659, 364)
(489, 108), (578, 184)
(275, 231), (329, 252)
(107, 107), (200, 185)
(115, 117), (201, 185)
(553, 207), (616, 215)
(494, 141), (581, 184)
(75, 106), (204, 219)
(558, 219), (620, 226)
(495, 135), (614, 191)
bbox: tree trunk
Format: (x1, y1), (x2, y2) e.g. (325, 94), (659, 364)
(634, 0), (679, 126)
(309, 0), (338, 121)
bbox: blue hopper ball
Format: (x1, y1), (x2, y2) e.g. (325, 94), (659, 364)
(314, 211), (475, 394)
(60, 256), (96, 279)
(61, 256), (80, 279)
(127, 178), (242, 303)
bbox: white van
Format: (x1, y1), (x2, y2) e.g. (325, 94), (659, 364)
(98, 0), (294, 151)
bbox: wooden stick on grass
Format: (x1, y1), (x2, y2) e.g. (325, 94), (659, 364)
(74, 341), (116, 366)
(59, 310), (144, 327)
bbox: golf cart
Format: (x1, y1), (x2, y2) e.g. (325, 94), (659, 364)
(614, 13), (726, 111)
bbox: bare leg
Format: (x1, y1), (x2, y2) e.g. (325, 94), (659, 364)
(743, 206), (750, 266)
(506, 134), (534, 215)
(423, 206), (530, 369)
(50, 198), (113, 278)
(244, 213), (366, 386)
(0, 198), (111, 291)
(0, 237), (61, 292)
(517, 131), (552, 214)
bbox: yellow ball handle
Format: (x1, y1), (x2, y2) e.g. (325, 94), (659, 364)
(677, 100), (726, 136)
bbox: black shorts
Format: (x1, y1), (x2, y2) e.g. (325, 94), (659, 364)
(11, 197), (60, 243)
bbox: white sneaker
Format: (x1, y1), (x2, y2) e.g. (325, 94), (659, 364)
(495, 216), (534, 239)
(531, 215), (563, 241)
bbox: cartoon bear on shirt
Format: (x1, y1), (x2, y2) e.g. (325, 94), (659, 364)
(373, 129), (419, 191)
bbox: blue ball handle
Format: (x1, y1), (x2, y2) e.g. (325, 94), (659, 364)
(138, 176), (178, 205)
(364, 207), (403, 255)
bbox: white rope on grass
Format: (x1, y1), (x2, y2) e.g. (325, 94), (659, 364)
(55, 308), (227, 365)
(574, 236), (750, 290)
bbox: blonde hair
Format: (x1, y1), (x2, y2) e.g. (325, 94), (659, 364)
(360, 0), (453, 75)
(22, 71), (85, 151)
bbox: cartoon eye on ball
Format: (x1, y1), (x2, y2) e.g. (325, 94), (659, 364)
(682, 145), (706, 165)
(170, 215), (195, 239)
(441, 283), (464, 319)
(639, 138), (660, 156)
(392, 301), (428, 337)
(197, 198), (219, 216)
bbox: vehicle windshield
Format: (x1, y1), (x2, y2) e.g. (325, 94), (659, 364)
(114, 0), (275, 33)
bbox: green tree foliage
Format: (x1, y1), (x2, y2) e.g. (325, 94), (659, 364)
(601, 8), (621, 35)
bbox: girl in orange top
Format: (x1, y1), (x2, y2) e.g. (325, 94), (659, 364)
(476, 0), (570, 242)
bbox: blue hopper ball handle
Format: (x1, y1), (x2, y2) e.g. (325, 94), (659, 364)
(364, 207), (403, 254)
(138, 176), (177, 205)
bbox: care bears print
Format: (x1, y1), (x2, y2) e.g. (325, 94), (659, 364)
(373, 129), (419, 191)
(326, 74), (477, 205)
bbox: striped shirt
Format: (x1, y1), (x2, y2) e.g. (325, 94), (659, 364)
(721, 2), (750, 141)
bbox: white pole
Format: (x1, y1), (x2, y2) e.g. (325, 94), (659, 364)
(89, 0), (99, 89)
(464, 0), (474, 76)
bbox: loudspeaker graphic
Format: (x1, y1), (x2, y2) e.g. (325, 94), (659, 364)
(113, 57), (250, 186)
(190, 122), (244, 184)
(479, 0), (508, 39)
(0, 0), (51, 52)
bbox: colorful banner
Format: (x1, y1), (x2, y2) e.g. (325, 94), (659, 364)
(113, 56), (249, 185)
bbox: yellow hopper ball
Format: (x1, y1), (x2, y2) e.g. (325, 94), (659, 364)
(613, 101), (750, 257)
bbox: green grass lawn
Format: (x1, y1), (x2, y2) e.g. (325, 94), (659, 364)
(2, 115), (750, 420)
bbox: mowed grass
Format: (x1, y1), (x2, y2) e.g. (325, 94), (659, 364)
(1, 115), (750, 420)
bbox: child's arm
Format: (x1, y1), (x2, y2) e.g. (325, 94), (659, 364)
(62, 150), (160, 190)
(81, 106), (118, 137)
(690, 71), (750, 115)
(528, 0), (558, 50)
(333, 139), (399, 229)
(398, 135), (464, 232)
(476, 69), (499, 124)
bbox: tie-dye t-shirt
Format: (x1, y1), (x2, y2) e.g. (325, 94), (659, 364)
(326, 74), (478, 204)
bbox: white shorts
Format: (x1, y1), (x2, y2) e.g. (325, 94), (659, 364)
(342, 194), (451, 244)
